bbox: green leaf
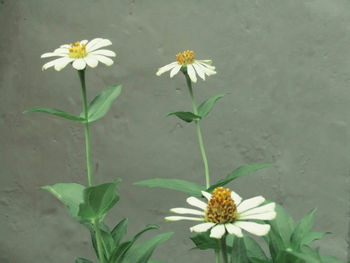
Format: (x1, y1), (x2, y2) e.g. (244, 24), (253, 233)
(190, 230), (220, 250)
(269, 204), (295, 246)
(78, 179), (121, 221)
(290, 208), (317, 250)
(23, 107), (85, 122)
(230, 236), (249, 263)
(285, 245), (322, 263)
(82, 84), (122, 122)
(121, 232), (174, 263)
(243, 235), (268, 261)
(166, 111), (201, 123)
(302, 231), (329, 246)
(134, 178), (205, 197)
(321, 255), (346, 263)
(197, 93), (225, 118)
(207, 163), (274, 192)
(88, 222), (115, 261)
(41, 183), (86, 222)
(110, 225), (160, 263)
(75, 258), (94, 263)
(111, 218), (128, 247)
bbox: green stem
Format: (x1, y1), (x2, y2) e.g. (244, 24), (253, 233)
(78, 71), (104, 263)
(78, 70), (93, 187)
(184, 72), (210, 188)
(215, 249), (221, 263)
(220, 236), (228, 263)
(94, 218), (106, 263)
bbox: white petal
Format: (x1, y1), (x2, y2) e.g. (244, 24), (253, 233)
(165, 216), (203, 222)
(170, 207), (205, 216)
(84, 55), (99, 68)
(187, 64), (197, 83)
(231, 191), (242, 206)
(156, 62), (178, 76)
(210, 224), (226, 239)
(234, 221), (271, 236)
(237, 196), (266, 213)
(201, 191), (212, 201)
(84, 38), (103, 50)
(200, 65), (217, 76)
(54, 57), (74, 71)
(72, 58), (86, 70)
(41, 52), (66, 58)
(60, 44), (71, 48)
(170, 64), (182, 78)
(86, 38), (112, 52)
(238, 211), (276, 220)
(196, 60), (215, 70)
(42, 57), (69, 71)
(190, 222), (215, 233)
(225, 224), (243, 237)
(53, 48), (69, 54)
(90, 55), (114, 66)
(186, 197), (207, 210)
(192, 62), (206, 80)
(237, 202), (275, 215)
(80, 40), (88, 45)
(90, 49), (116, 57)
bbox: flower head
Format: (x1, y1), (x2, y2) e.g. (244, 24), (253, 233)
(165, 187), (276, 239)
(156, 50), (216, 83)
(41, 38), (116, 71)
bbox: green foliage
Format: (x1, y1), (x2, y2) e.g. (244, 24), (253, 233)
(207, 163), (274, 192)
(197, 94), (225, 118)
(121, 232), (174, 263)
(78, 179), (122, 221)
(111, 218), (128, 247)
(166, 111), (201, 122)
(23, 107), (85, 122)
(134, 178), (205, 197)
(81, 84), (122, 122)
(41, 183), (86, 222)
(190, 230), (220, 250)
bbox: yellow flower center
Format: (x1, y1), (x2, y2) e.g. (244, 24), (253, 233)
(176, 50), (195, 65)
(68, 41), (87, 58)
(205, 187), (237, 223)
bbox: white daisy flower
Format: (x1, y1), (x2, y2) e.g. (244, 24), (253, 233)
(165, 187), (276, 239)
(41, 38), (116, 71)
(156, 50), (216, 83)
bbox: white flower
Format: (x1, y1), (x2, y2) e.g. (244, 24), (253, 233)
(165, 187), (276, 239)
(156, 50), (216, 83)
(41, 38), (116, 71)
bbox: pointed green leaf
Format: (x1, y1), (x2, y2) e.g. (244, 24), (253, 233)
(111, 218), (128, 247)
(302, 231), (329, 245)
(121, 232), (174, 263)
(243, 235), (268, 260)
(23, 107), (85, 122)
(166, 111), (201, 123)
(286, 245), (322, 263)
(207, 163), (274, 192)
(230, 236), (249, 263)
(41, 183), (85, 222)
(269, 204), (295, 246)
(110, 225), (160, 263)
(88, 223), (115, 261)
(291, 208), (317, 250)
(78, 179), (122, 220)
(82, 84), (122, 122)
(190, 230), (220, 250)
(134, 178), (205, 197)
(75, 258), (94, 263)
(197, 93), (225, 118)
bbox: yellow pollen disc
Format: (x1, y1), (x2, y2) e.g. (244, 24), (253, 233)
(68, 41), (87, 58)
(205, 187), (237, 224)
(176, 50), (195, 65)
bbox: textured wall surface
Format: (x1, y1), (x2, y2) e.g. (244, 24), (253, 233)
(0, 0), (349, 262)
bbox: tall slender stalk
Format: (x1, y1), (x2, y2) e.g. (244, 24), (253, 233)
(184, 71), (210, 188)
(78, 70), (93, 187)
(78, 70), (105, 263)
(220, 236), (228, 263)
(215, 249), (221, 263)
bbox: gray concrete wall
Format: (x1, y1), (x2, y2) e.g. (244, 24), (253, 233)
(0, 0), (349, 262)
